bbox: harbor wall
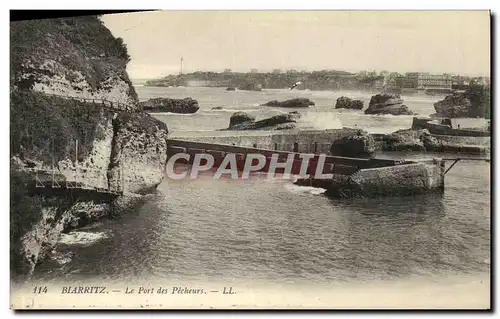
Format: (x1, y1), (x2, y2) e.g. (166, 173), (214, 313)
(349, 160), (445, 197)
(168, 128), (361, 154)
(166, 138), (400, 173)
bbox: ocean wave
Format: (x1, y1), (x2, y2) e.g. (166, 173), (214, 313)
(284, 183), (327, 195)
(151, 112), (196, 116)
(206, 108), (263, 113)
(296, 112), (343, 130)
(49, 251), (74, 266)
(58, 231), (110, 246)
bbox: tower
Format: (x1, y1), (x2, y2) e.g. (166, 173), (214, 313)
(180, 57), (184, 75)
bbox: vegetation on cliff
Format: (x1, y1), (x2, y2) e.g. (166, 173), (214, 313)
(10, 15), (138, 102)
(10, 15), (166, 273)
(10, 168), (43, 272)
(10, 90), (113, 165)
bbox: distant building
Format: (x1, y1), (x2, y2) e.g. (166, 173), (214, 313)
(386, 73), (404, 90)
(374, 76), (386, 90)
(403, 72), (420, 89)
(357, 70), (368, 77)
(250, 68), (258, 73)
(223, 68), (232, 73)
(470, 77), (489, 86)
(417, 73), (452, 90)
(379, 70), (390, 77)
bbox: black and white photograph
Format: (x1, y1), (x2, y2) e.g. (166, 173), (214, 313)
(9, 10), (491, 309)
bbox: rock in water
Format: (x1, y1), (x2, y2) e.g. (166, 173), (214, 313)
(380, 129), (427, 152)
(364, 94), (414, 115)
(226, 111), (300, 130)
(226, 87), (236, 91)
(262, 98), (315, 108)
(229, 112), (256, 128)
(330, 130), (376, 158)
(433, 86), (491, 118)
(211, 106), (224, 110)
(139, 97), (199, 114)
(335, 96), (364, 110)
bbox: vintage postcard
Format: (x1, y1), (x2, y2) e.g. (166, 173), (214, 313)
(9, 10), (491, 309)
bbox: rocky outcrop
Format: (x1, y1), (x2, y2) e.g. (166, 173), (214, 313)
(330, 130), (376, 158)
(433, 86), (491, 119)
(335, 96), (364, 110)
(11, 16), (138, 108)
(226, 87), (236, 91)
(373, 129), (488, 154)
(107, 112), (168, 194)
(262, 98), (315, 108)
(211, 106), (224, 110)
(364, 94), (414, 115)
(10, 16), (170, 275)
(139, 97), (199, 114)
(225, 111), (300, 130)
(229, 112), (256, 128)
(378, 129), (426, 152)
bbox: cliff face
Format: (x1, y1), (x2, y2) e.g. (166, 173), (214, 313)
(433, 85), (491, 119)
(11, 16), (138, 106)
(10, 16), (168, 275)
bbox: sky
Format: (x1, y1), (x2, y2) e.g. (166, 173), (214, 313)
(101, 11), (491, 79)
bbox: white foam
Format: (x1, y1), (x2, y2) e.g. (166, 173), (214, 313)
(49, 251), (74, 266)
(296, 112), (343, 130)
(58, 231), (110, 246)
(284, 183), (327, 195)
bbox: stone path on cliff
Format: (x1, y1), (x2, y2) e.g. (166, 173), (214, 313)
(42, 92), (136, 112)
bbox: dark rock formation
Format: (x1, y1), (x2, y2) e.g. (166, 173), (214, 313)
(229, 112), (256, 128)
(335, 96), (364, 110)
(364, 94), (414, 115)
(433, 85), (491, 118)
(139, 97), (199, 114)
(226, 111), (300, 130)
(226, 87), (236, 91)
(262, 98), (315, 108)
(211, 106), (224, 110)
(330, 130), (376, 158)
(373, 129), (488, 154)
(378, 129), (426, 152)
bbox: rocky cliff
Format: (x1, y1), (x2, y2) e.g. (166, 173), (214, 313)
(433, 85), (491, 119)
(10, 16), (168, 275)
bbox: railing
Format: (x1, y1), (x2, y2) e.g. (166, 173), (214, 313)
(39, 92), (138, 113)
(25, 166), (123, 195)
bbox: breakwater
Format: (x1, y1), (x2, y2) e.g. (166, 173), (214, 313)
(166, 136), (445, 198)
(168, 128), (361, 154)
